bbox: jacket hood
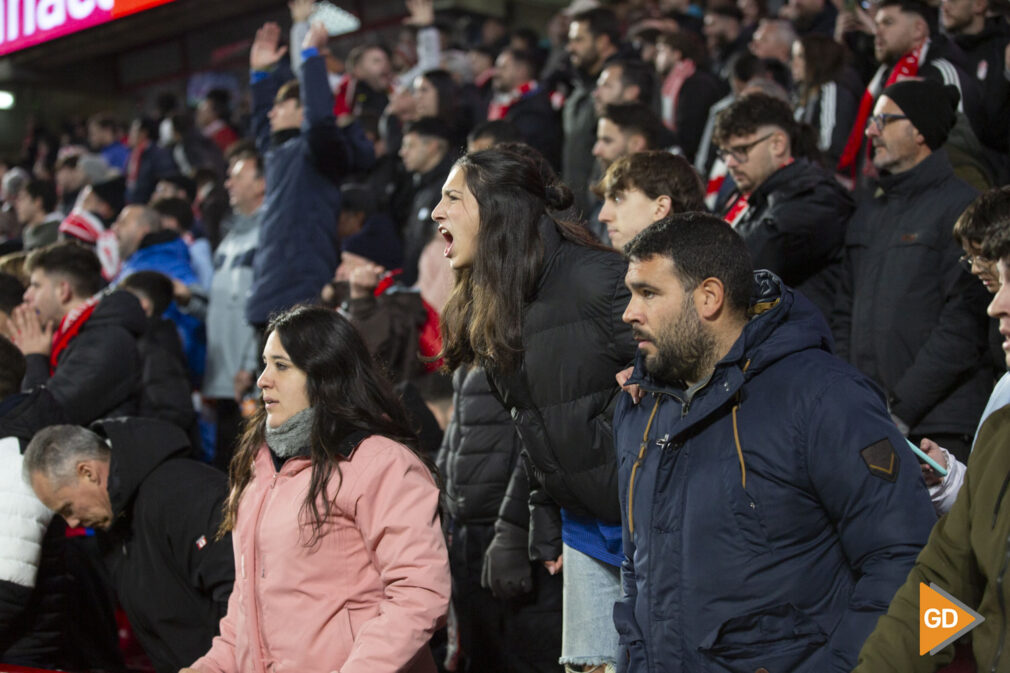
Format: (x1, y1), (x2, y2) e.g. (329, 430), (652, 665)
(90, 289), (147, 339)
(629, 270), (833, 391)
(91, 417), (191, 519)
(729, 270), (834, 378)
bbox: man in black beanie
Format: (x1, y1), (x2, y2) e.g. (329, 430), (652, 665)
(833, 77), (991, 463)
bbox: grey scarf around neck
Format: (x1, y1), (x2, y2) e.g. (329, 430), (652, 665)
(265, 407), (315, 458)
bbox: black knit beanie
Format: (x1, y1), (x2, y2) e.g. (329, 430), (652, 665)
(880, 79), (960, 150)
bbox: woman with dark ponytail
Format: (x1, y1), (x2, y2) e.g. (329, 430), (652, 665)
(185, 305), (449, 673)
(432, 146), (637, 673)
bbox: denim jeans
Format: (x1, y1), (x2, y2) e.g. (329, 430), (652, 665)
(559, 542), (621, 670)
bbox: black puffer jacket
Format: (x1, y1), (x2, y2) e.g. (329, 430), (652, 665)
(94, 417), (233, 673)
(505, 88), (563, 171)
(437, 366), (520, 525)
(22, 289), (145, 425)
(485, 217), (637, 527)
(730, 159), (854, 322)
(833, 150), (989, 436)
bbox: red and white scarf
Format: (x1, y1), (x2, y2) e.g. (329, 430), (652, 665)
(49, 294), (101, 374)
(837, 41), (926, 177)
(661, 59), (697, 131)
(487, 81), (538, 121)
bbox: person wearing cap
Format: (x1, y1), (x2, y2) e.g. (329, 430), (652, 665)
(203, 149), (265, 471)
(837, 0), (989, 182)
(832, 79), (990, 465)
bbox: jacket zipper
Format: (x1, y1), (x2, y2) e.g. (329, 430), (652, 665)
(251, 467), (280, 668)
(628, 396), (662, 535)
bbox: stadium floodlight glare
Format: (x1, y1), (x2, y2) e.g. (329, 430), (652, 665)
(0, 91), (13, 110)
(311, 1), (361, 36)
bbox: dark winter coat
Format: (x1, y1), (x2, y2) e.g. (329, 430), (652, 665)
(400, 152), (454, 287)
(126, 143), (178, 205)
(22, 290), (145, 425)
(485, 217), (637, 538)
(505, 88), (563, 171)
(94, 417), (233, 673)
(136, 317), (199, 451)
(833, 149), (990, 436)
(671, 68), (728, 163)
(346, 285), (431, 385)
(246, 54), (371, 326)
(954, 18), (1010, 157)
(730, 159), (853, 322)
(563, 70), (603, 217)
(438, 366), (520, 526)
(117, 230), (206, 383)
(795, 69), (862, 167)
(614, 272), (936, 673)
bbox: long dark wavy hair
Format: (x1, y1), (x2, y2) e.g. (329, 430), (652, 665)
(439, 146), (612, 374)
(220, 306), (426, 545)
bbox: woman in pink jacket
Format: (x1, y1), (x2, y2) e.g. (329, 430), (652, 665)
(182, 306), (450, 673)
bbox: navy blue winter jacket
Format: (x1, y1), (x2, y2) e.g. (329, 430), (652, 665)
(613, 272), (936, 673)
(245, 53), (373, 326)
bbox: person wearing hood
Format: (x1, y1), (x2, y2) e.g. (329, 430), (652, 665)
(23, 417), (234, 673)
(614, 212), (937, 673)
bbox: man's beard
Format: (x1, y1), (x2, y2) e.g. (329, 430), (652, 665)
(637, 294), (718, 385)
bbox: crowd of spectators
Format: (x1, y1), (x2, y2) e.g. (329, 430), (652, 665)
(1, 0), (1010, 669)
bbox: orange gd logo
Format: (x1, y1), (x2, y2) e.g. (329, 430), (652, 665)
(919, 583), (985, 655)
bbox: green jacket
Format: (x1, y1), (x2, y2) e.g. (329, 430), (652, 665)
(854, 405), (1010, 672)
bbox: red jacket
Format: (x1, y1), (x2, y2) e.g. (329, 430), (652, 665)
(192, 435), (449, 673)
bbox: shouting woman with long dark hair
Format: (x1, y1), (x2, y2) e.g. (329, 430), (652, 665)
(433, 147), (637, 673)
(183, 305), (449, 673)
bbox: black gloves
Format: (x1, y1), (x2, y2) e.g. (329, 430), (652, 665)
(480, 519), (532, 600)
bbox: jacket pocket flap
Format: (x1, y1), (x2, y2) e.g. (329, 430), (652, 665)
(698, 603), (827, 652)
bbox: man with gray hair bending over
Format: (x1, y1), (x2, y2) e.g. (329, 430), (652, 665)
(24, 418), (233, 673)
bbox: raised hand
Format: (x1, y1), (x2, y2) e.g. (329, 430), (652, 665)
(404, 0), (434, 26)
(302, 20), (329, 52)
(250, 22), (288, 71)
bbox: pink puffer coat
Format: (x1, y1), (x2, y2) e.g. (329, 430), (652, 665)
(192, 435), (450, 673)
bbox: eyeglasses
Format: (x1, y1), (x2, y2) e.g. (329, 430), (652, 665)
(959, 253), (991, 271)
(716, 132), (776, 163)
(866, 113), (909, 133)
